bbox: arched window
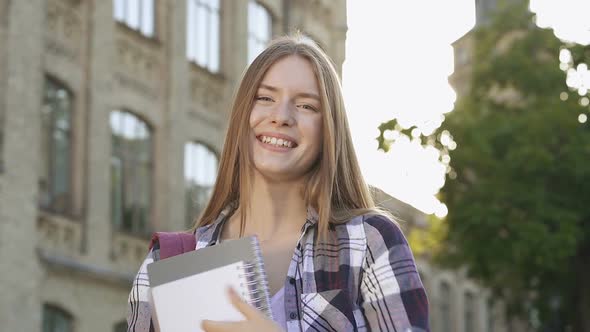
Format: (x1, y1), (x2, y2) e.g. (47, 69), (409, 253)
(184, 142), (218, 227)
(113, 0), (155, 37)
(439, 281), (453, 332)
(42, 304), (73, 332)
(110, 110), (152, 235)
(39, 78), (73, 215)
(248, 1), (272, 64)
(113, 320), (127, 332)
(464, 291), (477, 332)
(186, 0), (220, 73)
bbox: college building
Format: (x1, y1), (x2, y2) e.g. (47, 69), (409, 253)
(0, 1), (345, 331)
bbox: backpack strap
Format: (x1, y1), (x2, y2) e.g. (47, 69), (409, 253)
(149, 232), (197, 260)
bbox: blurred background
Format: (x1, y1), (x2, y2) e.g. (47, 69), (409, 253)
(0, 0), (588, 331)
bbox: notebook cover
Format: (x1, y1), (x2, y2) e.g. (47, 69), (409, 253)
(148, 236), (257, 287)
(146, 236), (269, 332)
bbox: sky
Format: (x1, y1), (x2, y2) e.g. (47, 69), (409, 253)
(342, 1), (590, 217)
(531, 0), (590, 45)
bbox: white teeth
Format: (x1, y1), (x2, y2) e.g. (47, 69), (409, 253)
(259, 135), (294, 148)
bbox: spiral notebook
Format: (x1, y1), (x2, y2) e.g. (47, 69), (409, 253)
(146, 236), (273, 332)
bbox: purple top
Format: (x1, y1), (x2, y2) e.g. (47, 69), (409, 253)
(270, 286), (287, 330)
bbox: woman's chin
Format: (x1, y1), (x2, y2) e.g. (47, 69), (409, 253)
(255, 167), (304, 183)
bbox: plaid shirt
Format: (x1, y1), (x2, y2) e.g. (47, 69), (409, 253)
(127, 205), (429, 332)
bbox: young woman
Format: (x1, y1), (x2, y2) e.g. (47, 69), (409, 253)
(127, 34), (429, 332)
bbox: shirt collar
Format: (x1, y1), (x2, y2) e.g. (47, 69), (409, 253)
(301, 205), (319, 233)
(195, 202), (237, 247)
(197, 202), (320, 246)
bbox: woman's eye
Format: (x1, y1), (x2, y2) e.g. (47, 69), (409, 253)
(299, 104), (318, 112)
(256, 96), (273, 102)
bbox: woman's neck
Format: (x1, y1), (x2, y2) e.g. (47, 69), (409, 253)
(228, 172), (308, 241)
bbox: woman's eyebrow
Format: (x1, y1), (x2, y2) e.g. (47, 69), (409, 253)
(259, 83), (278, 92)
(296, 92), (321, 101)
(259, 83), (320, 101)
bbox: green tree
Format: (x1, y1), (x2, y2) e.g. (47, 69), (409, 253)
(378, 2), (590, 330)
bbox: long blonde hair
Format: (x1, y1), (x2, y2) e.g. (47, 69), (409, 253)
(192, 34), (389, 239)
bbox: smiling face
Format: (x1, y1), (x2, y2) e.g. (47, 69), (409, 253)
(249, 55), (323, 182)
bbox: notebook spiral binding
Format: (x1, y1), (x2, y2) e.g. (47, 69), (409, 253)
(237, 236), (274, 320)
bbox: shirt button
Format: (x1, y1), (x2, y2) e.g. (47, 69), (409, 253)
(289, 278), (295, 285)
(289, 312), (297, 319)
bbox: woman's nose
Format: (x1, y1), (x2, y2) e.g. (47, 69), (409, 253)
(271, 100), (295, 126)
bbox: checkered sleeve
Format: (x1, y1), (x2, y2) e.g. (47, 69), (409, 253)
(360, 215), (430, 332)
(126, 248), (156, 332)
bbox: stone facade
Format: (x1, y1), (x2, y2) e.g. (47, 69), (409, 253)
(0, 1), (346, 331)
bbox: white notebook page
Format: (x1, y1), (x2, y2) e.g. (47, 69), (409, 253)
(150, 261), (250, 332)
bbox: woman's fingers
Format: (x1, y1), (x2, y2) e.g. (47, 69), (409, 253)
(201, 319), (242, 332)
(227, 287), (261, 320)
(201, 287), (277, 332)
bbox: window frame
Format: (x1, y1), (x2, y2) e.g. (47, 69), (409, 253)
(43, 304), (74, 332)
(114, 0), (157, 38)
(184, 141), (218, 227)
(39, 76), (75, 217)
(186, 0), (221, 73)
(110, 109), (154, 237)
(487, 298), (495, 332)
(247, 1), (273, 64)
(438, 281), (453, 332)
(463, 291), (477, 332)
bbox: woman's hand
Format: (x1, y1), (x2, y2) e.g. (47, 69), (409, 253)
(201, 287), (283, 332)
